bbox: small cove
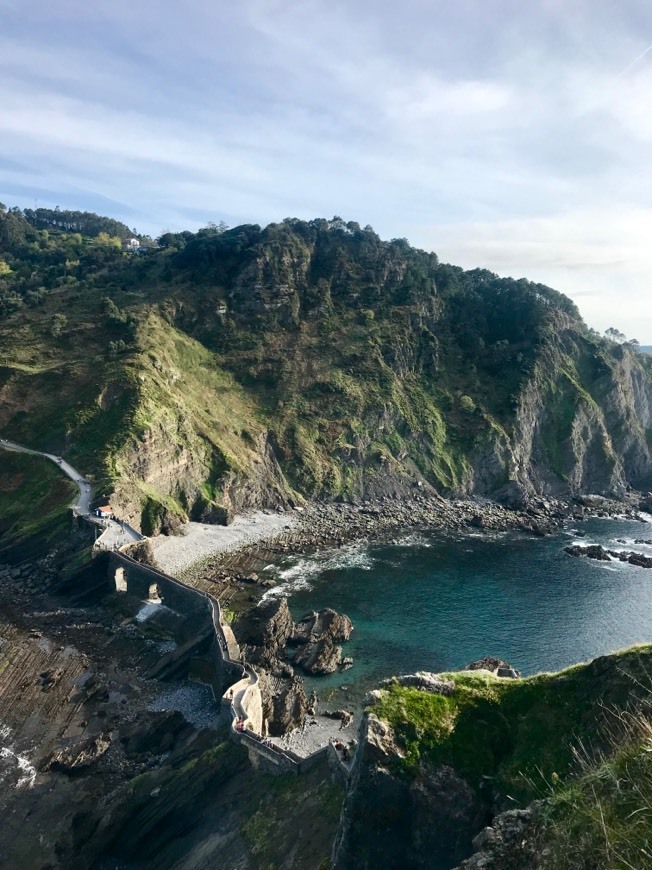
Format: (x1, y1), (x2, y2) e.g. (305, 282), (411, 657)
(264, 516), (652, 704)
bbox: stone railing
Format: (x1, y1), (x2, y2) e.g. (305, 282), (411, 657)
(106, 552), (336, 777)
(107, 553), (264, 739)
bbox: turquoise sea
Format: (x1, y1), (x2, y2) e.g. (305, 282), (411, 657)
(264, 515), (652, 702)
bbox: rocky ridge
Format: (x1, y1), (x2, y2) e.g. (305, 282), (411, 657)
(332, 646), (652, 869)
(233, 597), (354, 734)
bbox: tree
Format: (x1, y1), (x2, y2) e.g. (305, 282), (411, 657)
(50, 313), (68, 337)
(605, 327), (627, 343)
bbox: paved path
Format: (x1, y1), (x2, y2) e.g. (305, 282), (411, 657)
(0, 437), (143, 546)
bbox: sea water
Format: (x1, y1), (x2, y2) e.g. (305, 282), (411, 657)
(264, 516), (652, 701)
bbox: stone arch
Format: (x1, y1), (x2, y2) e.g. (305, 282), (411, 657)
(115, 566), (127, 593)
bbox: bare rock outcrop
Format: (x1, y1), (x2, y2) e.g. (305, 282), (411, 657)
(292, 608), (353, 644)
(258, 671), (309, 736)
(464, 658), (521, 678)
(565, 544), (652, 568)
(233, 596), (293, 671)
(290, 607), (354, 675)
(380, 673), (456, 694)
(332, 714), (484, 869)
(294, 637), (344, 675)
(453, 803), (543, 869)
(43, 733), (112, 774)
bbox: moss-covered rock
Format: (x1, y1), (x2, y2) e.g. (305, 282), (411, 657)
(334, 645), (652, 869)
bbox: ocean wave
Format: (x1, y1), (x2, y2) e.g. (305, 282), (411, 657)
(0, 724), (36, 789)
(263, 544), (373, 598)
(386, 532), (434, 548)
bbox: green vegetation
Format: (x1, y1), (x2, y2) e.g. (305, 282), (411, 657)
(0, 451), (76, 553)
(242, 767), (344, 870)
(373, 646), (652, 868)
(0, 205), (650, 530)
(537, 711), (652, 868)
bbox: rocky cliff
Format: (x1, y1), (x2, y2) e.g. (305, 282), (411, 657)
(1, 214), (651, 531)
(332, 646), (652, 869)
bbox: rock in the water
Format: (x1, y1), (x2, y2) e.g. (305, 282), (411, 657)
(294, 636), (344, 674)
(292, 608), (353, 644)
(565, 544), (652, 568)
(465, 658), (521, 678)
(564, 544), (611, 561)
(290, 607), (354, 674)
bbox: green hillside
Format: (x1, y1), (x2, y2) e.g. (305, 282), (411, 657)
(1, 205), (651, 533)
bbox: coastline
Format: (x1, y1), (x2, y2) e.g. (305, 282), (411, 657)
(149, 510), (296, 576)
(152, 491), (647, 588)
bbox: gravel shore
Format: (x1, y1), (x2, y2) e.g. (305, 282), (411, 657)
(269, 712), (357, 758)
(149, 511), (296, 575)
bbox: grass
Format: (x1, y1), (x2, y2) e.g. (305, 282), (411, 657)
(241, 767), (344, 870)
(372, 645), (652, 808)
(1, 236), (650, 528)
(371, 648), (652, 867)
(535, 709), (652, 869)
(0, 451), (76, 553)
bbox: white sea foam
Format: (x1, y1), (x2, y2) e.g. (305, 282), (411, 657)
(0, 724), (36, 789)
(263, 544), (373, 598)
(391, 532), (434, 548)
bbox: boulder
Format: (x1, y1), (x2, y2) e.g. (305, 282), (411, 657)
(323, 709), (353, 728)
(292, 608), (353, 644)
(294, 637), (344, 675)
(465, 658), (521, 678)
(454, 803), (543, 869)
(380, 673), (456, 695)
(44, 733), (112, 774)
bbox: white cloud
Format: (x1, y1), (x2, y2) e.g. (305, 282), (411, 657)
(419, 207), (652, 339)
(1, 0), (652, 338)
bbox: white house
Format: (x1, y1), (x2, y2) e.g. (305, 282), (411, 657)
(124, 237), (141, 251)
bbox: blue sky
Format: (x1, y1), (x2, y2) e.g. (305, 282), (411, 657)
(1, 0), (652, 339)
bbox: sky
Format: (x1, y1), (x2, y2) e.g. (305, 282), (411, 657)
(1, 0), (651, 340)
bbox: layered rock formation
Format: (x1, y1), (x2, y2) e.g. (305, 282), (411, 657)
(2, 216), (651, 533)
(333, 646), (652, 869)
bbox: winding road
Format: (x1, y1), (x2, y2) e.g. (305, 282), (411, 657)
(0, 437), (143, 547)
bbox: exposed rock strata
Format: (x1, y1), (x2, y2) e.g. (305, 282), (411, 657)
(290, 608), (355, 674)
(233, 596), (294, 672)
(332, 714), (485, 869)
(333, 648), (652, 869)
(258, 671), (309, 736)
(453, 804), (543, 869)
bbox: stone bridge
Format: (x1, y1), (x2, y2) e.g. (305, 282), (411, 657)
(107, 553), (272, 734)
(103, 552), (340, 778)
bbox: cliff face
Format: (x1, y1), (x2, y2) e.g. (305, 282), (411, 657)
(1, 217), (651, 530)
(469, 325), (652, 505)
(332, 646), (652, 870)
